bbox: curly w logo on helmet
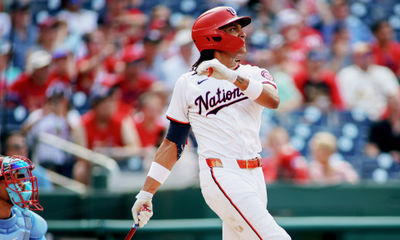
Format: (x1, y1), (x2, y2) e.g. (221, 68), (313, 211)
(226, 7), (237, 16)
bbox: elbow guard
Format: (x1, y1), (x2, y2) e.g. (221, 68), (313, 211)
(166, 119), (191, 160)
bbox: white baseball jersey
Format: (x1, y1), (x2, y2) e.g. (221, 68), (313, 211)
(166, 64), (276, 160)
(166, 64), (290, 240)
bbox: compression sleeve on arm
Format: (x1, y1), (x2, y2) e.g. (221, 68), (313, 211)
(166, 118), (191, 160)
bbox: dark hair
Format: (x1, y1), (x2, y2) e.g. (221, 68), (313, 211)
(333, 22), (346, 34)
(3, 131), (25, 155)
(371, 20), (389, 34)
(89, 85), (118, 107)
(82, 30), (100, 45)
(82, 32), (91, 44)
(192, 49), (215, 72)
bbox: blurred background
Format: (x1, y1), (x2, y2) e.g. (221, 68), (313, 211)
(0, 0), (400, 239)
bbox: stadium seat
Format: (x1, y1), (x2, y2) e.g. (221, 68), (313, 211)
(0, 106), (28, 132)
(72, 91), (90, 115)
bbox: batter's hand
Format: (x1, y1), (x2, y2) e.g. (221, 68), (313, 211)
(197, 59), (238, 83)
(132, 190), (153, 228)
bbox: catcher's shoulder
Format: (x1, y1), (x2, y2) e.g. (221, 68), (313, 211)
(30, 210), (48, 238)
(12, 207), (48, 238)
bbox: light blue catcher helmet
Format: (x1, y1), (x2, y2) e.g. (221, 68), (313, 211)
(0, 156), (43, 211)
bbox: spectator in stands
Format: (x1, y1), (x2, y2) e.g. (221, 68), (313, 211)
(293, 48), (344, 111)
(149, 5), (173, 40)
(276, 8), (324, 68)
(337, 42), (399, 120)
(133, 92), (167, 169)
(0, 41), (21, 93)
(4, 132), (53, 190)
(262, 127), (309, 184)
(266, 34), (302, 77)
(327, 22), (352, 73)
(22, 82), (79, 178)
(117, 49), (155, 111)
(309, 132), (359, 184)
(9, 50), (52, 111)
(252, 48), (302, 113)
(31, 17), (59, 54)
(57, 0), (99, 36)
(75, 30), (114, 94)
(97, 22), (121, 75)
(117, 9), (148, 48)
(4, 132), (29, 157)
(102, 0), (130, 25)
(370, 20), (400, 78)
(134, 92), (166, 148)
(322, 0), (373, 46)
(48, 48), (76, 87)
(366, 93), (400, 162)
(142, 30), (166, 81)
(0, 1), (11, 40)
(9, 1), (38, 71)
(72, 84), (141, 184)
(53, 19), (83, 58)
(161, 29), (198, 89)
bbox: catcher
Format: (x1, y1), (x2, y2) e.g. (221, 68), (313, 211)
(0, 155), (47, 239)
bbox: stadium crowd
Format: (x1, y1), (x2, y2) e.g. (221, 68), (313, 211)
(0, 0), (399, 189)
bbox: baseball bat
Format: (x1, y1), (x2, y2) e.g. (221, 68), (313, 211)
(124, 224), (139, 240)
(125, 205), (151, 239)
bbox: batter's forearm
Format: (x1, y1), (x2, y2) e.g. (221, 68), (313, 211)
(142, 139), (178, 195)
(234, 76), (249, 89)
(234, 76), (280, 108)
(256, 84), (280, 109)
(142, 177), (162, 195)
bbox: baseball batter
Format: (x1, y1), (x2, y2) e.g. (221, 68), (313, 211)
(132, 6), (291, 240)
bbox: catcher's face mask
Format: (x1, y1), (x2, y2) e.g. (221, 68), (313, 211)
(0, 156), (43, 211)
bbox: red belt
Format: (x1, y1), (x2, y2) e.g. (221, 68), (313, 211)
(206, 157), (262, 169)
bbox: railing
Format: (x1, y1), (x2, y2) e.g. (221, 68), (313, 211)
(36, 132), (120, 192)
(38, 132), (120, 173)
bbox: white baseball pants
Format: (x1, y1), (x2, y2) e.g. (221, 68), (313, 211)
(199, 159), (291, 240)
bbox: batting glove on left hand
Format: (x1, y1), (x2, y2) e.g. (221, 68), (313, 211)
(197, 59), (238, 83)
(132, 190), (153, 228)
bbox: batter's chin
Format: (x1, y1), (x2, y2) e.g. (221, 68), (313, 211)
(237, 45), (247, 55)
(235, 47), (246, 60)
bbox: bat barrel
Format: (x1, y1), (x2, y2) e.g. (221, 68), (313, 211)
(124, 224), (138, 240)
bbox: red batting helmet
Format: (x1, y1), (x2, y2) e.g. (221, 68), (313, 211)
(192, 6), (251, 52)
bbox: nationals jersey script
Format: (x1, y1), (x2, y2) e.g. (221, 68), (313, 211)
(166, 64), (277, 160)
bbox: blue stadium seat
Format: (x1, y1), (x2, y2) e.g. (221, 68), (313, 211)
(72, 91), (90, 115)
(273, 108), (372, 177)
(359, 153), (400, 180)
(0, 106), (28, 133)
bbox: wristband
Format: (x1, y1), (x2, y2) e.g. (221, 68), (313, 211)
(226, 69), (238, 83)
(147, 162), (171, 184)
(136, 190), (153, 200)
(243, 79), (263, 100)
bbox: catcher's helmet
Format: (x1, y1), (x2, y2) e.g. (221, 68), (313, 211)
(0, 155), (43, 211)
(192, 6), (251, 52)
